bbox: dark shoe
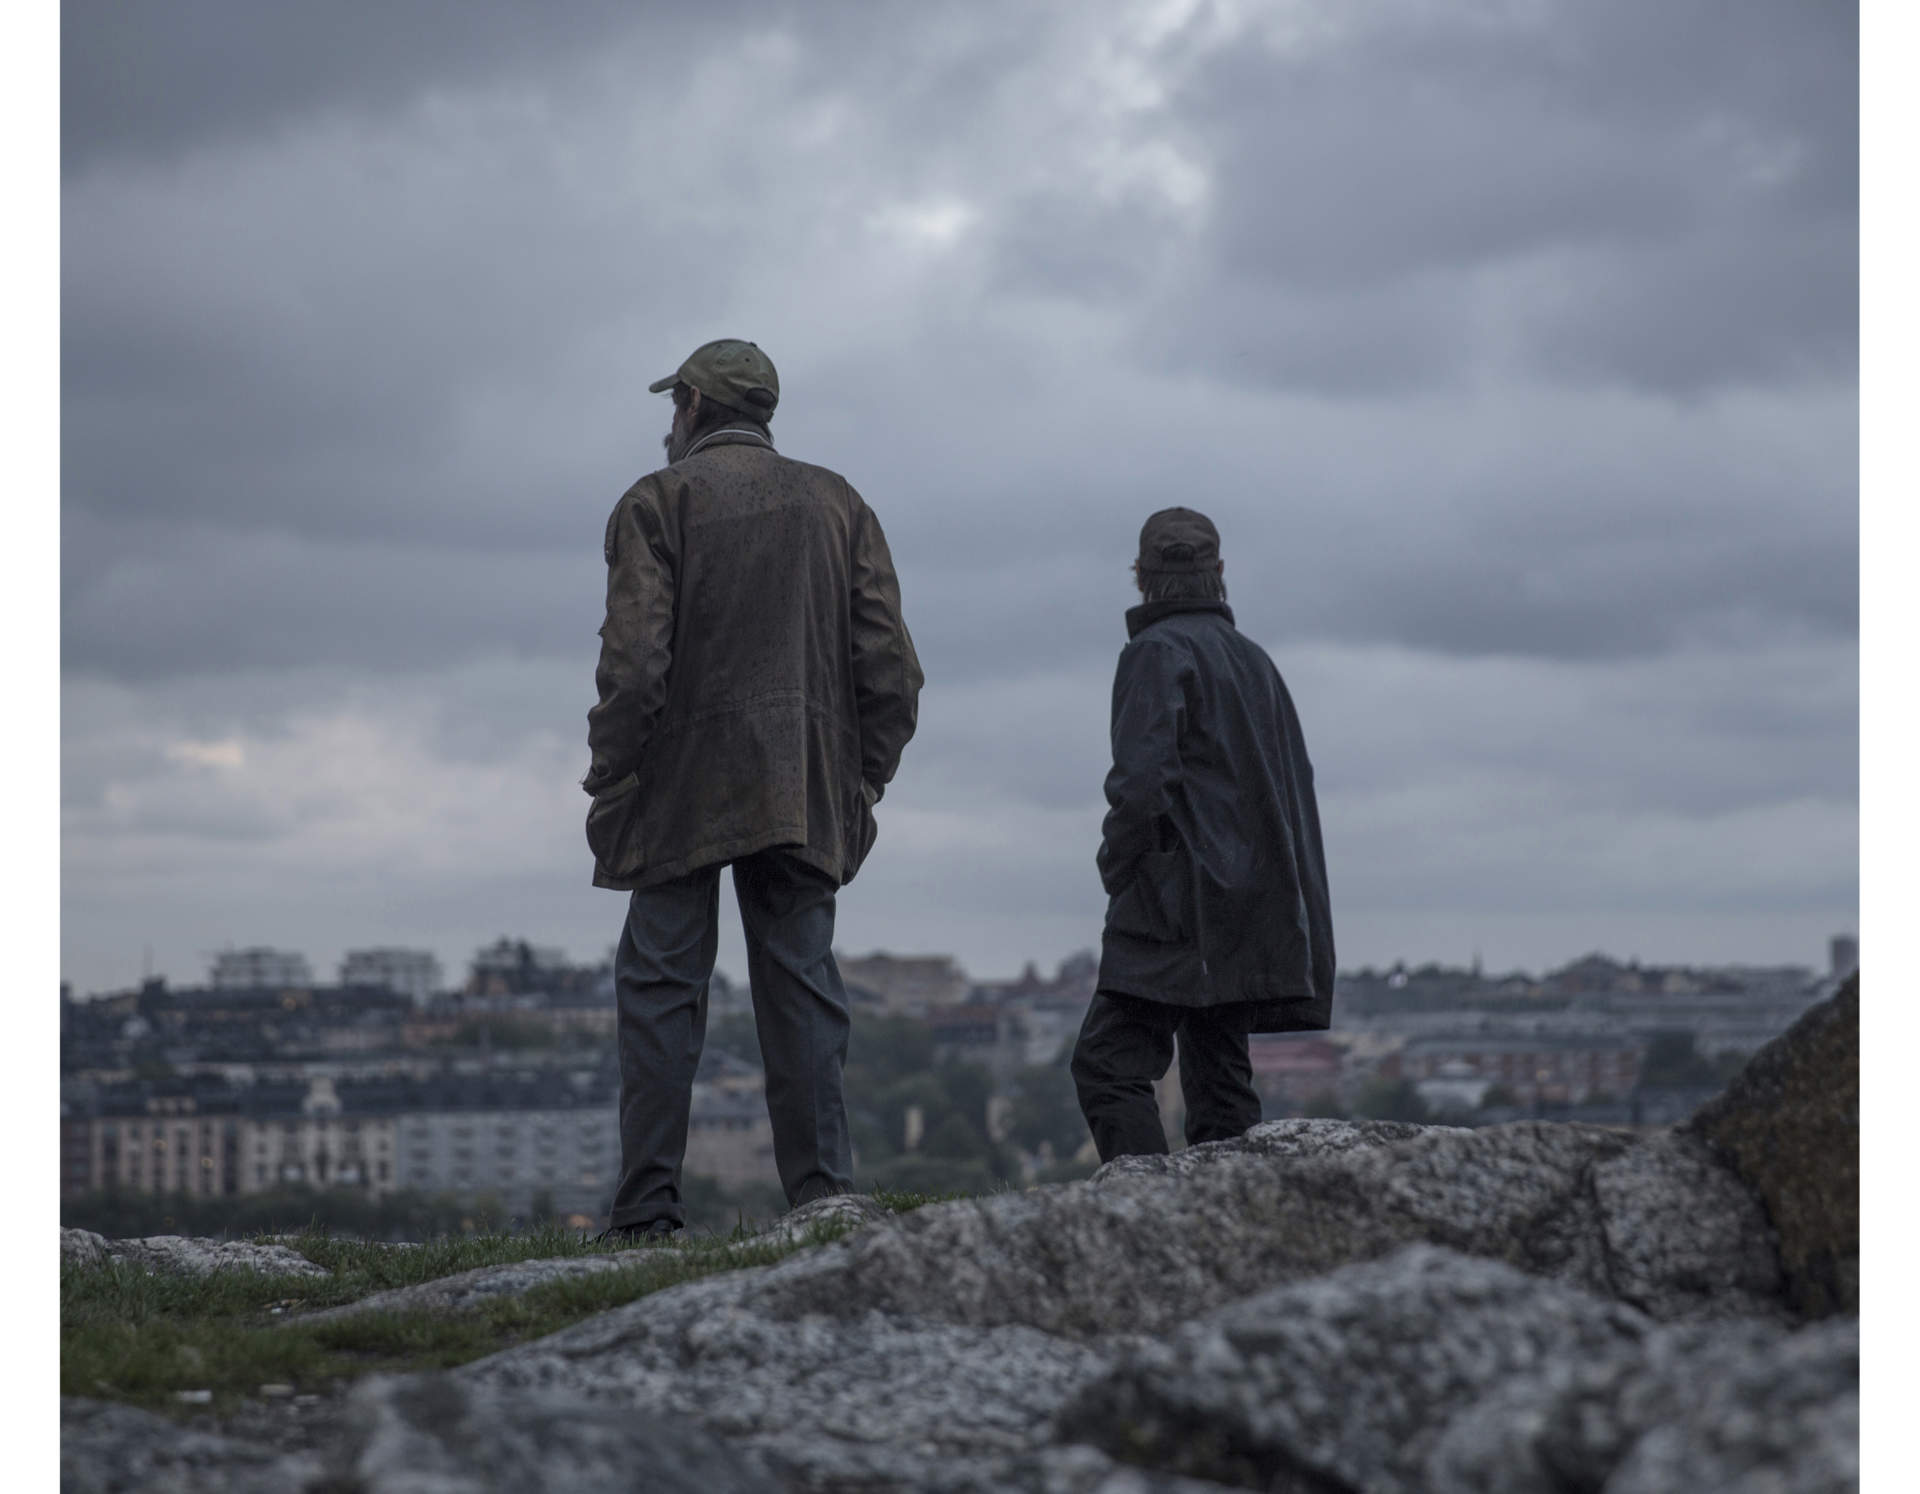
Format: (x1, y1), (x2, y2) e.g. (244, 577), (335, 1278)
(593, 1218), (680, 1245)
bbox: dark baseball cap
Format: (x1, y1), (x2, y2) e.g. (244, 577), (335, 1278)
(1137, 507), (1221, 573)
(647, 338), (779, 420)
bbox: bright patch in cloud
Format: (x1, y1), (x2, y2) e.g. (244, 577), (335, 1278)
(866, 196), (978, 249)
(166, 737), (247, 770)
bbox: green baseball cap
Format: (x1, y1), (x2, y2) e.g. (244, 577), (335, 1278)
(1137, 507), (1221, 573)
(647, 338), (780, 421)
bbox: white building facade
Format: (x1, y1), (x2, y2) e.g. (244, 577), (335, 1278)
(210, 947), (314, 989)
(340, 947), (444, 1005)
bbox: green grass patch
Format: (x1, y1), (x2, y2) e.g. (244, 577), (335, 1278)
(867, 1185), (983, 1214)
(63, 1214), (865, 1415)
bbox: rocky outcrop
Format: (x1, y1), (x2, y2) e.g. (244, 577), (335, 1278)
(462, 1264), (1115, 1488)
(61, 984), (1859, 1492)
(748, 1115), (1782, 1339)
(60, 1399), (325, 1493)
(329, 1374), (773, 1493)
(1428, 1310), (1858, 1494)
(1690, 972), (1859, 1316)
(61, 1227), (331, 1279)
(62, 1227), (110, 1268)
(1056, 1245), (1856, 1494)
(296, 1251), (660, 1326)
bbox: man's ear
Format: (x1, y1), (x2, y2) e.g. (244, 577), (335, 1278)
(685, 387), (702, 419)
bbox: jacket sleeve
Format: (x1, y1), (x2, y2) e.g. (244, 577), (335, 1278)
(847, 491), (923, 795)
(1097, 637), (1188, 896)
(584, 489), (675, 791)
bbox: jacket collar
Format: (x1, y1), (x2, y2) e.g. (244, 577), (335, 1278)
(1125, 598), (1235, 640)
(680, 420), (776, 460)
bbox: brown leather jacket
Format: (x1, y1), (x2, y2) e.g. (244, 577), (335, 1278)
(584, 421), (922, 890)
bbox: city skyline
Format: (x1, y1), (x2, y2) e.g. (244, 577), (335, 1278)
(64, 928), (1856, 1004)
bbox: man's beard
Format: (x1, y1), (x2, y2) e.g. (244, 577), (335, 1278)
(663, 413), (694, 465)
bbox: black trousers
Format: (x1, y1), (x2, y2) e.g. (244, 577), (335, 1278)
(1070, 992), (1262, 1162)
(608, 847), (854, 1229)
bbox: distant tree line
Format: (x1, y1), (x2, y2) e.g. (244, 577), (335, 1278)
(62, 1186), (516, 1243)
(61, 1174), (800, 1243)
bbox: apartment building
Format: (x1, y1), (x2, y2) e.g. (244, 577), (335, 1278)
(210, 947), (313, 990)
(837, 952), (970, 1015)
(84, 1085), (249, 1199)
(340, 948), (444, 1005)
(381, 1069), (621, 1218)
(1387, 1032), (1644, 1105)
(241, 1077), (400, 1196)
(683, 1085), (777, 1190)
(1246, 1035), (1344, 1108)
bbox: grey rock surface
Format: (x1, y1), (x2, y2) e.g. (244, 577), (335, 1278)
(1690, 974), (1860, 1317)
(751, 1187), (894, 1245)
(1056, 1245), (1656, 1494)
(1428, 1314), (1858, 1494)
(62, 1227), (110, 1267)
(463, 1266), (1119, 1489)
(1063, 1246), (1855, 1494)
(61, 1399), (323, 1494)
(914, 1446), (1254, 1493)
(1089, 1117), (1427, 1183)
(750, 1117), (1774, 1340)
(1600, 1315), (1858, 1494)
(100, 1234), (332, 1279)
(322, 1372), (775, 1493)
(294, 1250), (659, 1325)
(1589, 1129), (1787, 1320)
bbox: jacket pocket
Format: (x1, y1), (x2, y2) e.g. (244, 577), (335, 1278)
(585, 772), (645, 878)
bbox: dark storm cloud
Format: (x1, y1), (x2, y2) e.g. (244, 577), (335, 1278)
(1101, 0), (1859, 396)
(60, 512), (603, 678)
(988, 190), (1181, 303)
(59, 126), (692, 549)
(62, 0), (665, 173)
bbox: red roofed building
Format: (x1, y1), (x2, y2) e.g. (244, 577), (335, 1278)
(1246, 1036), (1344, 1108)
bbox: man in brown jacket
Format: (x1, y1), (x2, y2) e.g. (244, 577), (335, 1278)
(584, 338), (921, 1238)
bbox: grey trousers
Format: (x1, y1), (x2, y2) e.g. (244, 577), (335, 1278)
(608, 847), (855, 1230)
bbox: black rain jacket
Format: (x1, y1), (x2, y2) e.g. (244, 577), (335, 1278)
(1095, 599), (1334, 1032)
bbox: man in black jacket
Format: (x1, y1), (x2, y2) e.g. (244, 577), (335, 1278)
(1071, 507), (1335, 1161)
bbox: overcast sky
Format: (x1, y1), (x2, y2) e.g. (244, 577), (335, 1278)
(60, 0), (1858, 997)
